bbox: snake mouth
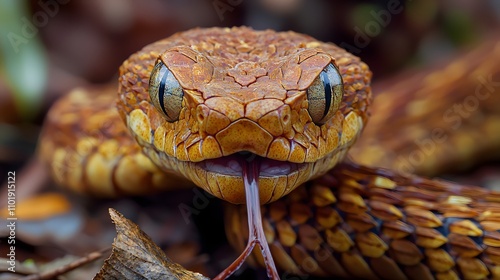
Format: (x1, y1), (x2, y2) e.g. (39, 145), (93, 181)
(196, 152), (305, 177)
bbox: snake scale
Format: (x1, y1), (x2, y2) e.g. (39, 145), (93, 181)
(38, 27), (500, 279)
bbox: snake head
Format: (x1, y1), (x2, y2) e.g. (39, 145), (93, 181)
(117, 27), (372, 204)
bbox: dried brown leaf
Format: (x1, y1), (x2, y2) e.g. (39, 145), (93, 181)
(94, 208), (209, 280)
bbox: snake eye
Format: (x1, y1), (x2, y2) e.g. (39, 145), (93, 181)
(306, 63), (344, 125)
(149, 60), (184, 122)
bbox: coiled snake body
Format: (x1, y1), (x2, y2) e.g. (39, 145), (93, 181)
(39, 27), (500, 279)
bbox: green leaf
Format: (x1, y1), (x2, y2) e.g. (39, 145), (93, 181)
(0, 0), (47, 120)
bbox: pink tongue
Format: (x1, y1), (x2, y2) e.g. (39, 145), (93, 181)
(214, 158), (279, 279)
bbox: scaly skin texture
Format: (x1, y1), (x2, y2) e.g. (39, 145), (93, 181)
(228, 162), (500, 279)
(38, 85), (191, 196)
(350, 38), (500, 176)
(38, 27), (500, 279)
(116, 27), (371, 204)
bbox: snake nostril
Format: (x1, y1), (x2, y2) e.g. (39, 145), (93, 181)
(283, 115), (289, 122)
(198, 113), (205, 121)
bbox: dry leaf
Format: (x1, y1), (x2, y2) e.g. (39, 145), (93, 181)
(94, 208), (209, 280)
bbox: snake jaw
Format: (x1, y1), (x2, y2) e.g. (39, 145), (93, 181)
(130, 106), (364, 204)
(188, 154), (310, 205)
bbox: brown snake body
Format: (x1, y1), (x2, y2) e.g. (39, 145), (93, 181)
(38, 27), (500, 279)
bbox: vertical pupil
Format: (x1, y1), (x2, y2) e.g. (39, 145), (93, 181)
(150, 61), (184, 123)
(320, 70), (332, 118)
(158, 65), (171, 118)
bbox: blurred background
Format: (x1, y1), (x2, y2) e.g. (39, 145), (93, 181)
(0, 0), (499, 279)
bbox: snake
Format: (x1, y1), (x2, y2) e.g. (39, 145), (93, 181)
(38, 27), (500, 279)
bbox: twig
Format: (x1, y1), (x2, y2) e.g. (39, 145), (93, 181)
(19, 247), (111, 280)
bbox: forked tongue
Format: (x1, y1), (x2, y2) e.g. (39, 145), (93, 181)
(214, 157), (279, 279)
